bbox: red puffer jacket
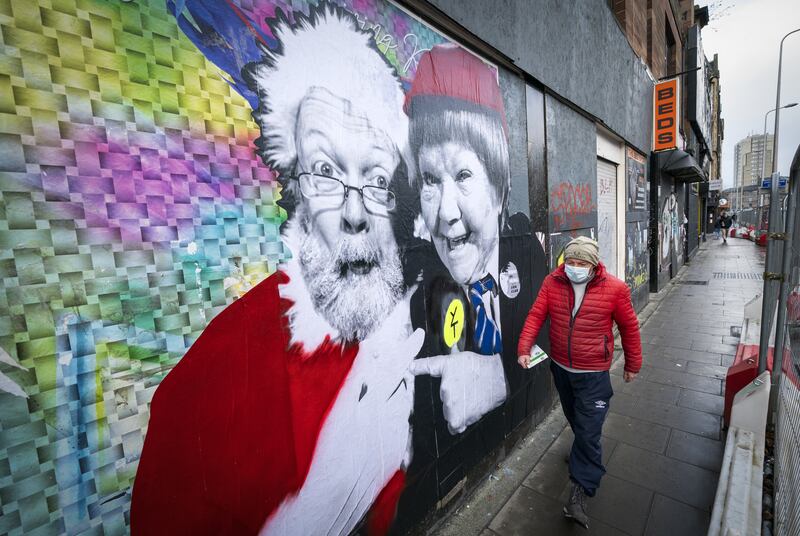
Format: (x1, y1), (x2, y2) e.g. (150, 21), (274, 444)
(517, 263), (642, 373)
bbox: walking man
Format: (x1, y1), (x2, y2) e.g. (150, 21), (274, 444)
(719, 211), (733, 243)
(517, 237), (642, 529)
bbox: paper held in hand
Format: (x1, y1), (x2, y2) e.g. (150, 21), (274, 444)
(527, 345), (549, 368)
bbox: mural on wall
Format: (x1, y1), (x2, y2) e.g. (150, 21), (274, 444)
(660, 191), (682, 271)
(625, 220), (648, 310)
(658, 192), (687, 270)
(0, 1), (548, 535)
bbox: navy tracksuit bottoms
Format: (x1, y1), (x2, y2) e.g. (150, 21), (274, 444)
(550, 360), (614, 497)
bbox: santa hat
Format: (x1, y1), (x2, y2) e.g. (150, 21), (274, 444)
(403, 44), (508, 136)
(246, 6), (409, 173)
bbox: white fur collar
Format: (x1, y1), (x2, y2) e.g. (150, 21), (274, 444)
(278, 220), (341, 350)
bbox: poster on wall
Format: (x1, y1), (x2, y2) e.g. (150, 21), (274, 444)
(625, 220), (649, 310)
(626, 148), (648, 212)
(0, 1), (548, 535)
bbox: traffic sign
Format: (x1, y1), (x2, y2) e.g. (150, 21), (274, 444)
(761, 176), (788, 189)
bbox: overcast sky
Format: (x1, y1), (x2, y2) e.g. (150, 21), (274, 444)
(699, 0), (799, 188)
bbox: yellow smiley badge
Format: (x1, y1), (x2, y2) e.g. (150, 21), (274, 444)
(444, 299), (465, 348)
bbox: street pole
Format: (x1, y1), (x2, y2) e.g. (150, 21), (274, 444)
(770, 29), (800, 176)
(758, 27), (800, 375)
(761, 110), (775, 187)
(756, 103), (798, 230)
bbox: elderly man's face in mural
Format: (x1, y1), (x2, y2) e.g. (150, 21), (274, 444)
(418, 141), (500, 285)
(294, 89), (404, 341)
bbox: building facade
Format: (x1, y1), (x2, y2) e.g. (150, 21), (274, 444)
(734, 133), (775, 188)
(0, 1), (717, 534)
(613, 2), (720, 291)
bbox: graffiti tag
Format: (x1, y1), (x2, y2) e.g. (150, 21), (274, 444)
(354, 14), (430, 75)
(550, 182), (594, 229)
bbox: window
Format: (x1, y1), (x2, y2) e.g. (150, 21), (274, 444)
(665, 18), (676, 76)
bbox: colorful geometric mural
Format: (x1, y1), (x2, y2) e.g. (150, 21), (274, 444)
(0, 1), (289, 533)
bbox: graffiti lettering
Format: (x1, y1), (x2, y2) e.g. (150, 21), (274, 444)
(354, 14), (399, 54)
(355, 14), (430, 75)
(550, 182), (595, 229)
(402, 33), (431, 75)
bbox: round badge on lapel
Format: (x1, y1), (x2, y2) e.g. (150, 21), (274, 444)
(443, 299), (465, 348)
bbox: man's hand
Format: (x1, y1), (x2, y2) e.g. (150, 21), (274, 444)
(623, 371), (638, 383)
(517, 355), (530, 368)
(410, 351), (507, 435)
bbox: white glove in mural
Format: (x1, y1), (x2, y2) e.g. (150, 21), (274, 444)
(410, 351), (507, 434)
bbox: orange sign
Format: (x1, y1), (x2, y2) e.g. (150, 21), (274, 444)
(654, 79), (679, 151)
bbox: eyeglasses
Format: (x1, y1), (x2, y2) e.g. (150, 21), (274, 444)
(294, 172), (396, 212)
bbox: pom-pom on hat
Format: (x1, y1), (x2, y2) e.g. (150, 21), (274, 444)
(403, 43), (508, 137)
(246, 5), (410, 173)
(564, 236), (600, 266)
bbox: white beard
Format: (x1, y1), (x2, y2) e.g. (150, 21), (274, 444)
(298, 225), (403, 343)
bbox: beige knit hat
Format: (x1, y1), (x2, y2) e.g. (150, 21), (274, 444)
(564, 236), (600, 266)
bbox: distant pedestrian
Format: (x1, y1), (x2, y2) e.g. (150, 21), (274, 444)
(712, 215), (721, 240)
(719, 211), (733, 243)
(517, 237), (642, 529)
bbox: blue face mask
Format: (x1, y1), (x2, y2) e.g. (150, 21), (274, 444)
(565, 265), (592, 283)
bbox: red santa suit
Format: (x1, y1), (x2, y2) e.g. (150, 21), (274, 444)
(131, 225), (423, 535)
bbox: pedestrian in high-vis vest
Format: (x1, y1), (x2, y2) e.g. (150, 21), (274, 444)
(517, 236), (643, 529)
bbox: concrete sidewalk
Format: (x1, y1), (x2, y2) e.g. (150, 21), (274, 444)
(430, 237), (765, 536)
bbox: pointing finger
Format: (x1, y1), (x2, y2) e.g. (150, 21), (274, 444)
(409, 355), (448, 377)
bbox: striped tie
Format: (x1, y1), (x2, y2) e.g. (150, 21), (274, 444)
(469, 276), (503, 355)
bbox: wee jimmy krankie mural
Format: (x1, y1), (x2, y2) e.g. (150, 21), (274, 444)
(0, 1), (547, 535)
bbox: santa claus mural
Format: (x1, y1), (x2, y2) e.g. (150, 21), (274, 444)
(131, 6), (423, 535)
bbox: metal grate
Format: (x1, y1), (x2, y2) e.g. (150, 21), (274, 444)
(775, 352), (800, 536)
(712, 272), (764, 280)
(678, 280), (709, 285)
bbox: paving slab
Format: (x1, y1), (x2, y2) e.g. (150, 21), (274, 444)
(557, 474), (654, 536)
(488, 487), (628, 536)
(611, 392), (722, 440)
(606, 443), (718, 511)
(665, 429), (724, 472)
(521, 451), (570, 500)
(639, 354), (690, 373)
(645, 368), (722, 395)
(611, 374), (682, 405)
(685, 361), (728, 380)
(601, 412), (671, 453)
(658, 347), (723, 365)
(677, 389), (724, 416)
(644, 494), (711, 536)
(690, 340), (738, 355)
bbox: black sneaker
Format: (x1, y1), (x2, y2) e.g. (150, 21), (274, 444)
(564, 481), (589, 529)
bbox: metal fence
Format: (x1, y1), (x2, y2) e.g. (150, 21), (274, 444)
(736, 207), (761, 229)
(773, 147), (800, 536)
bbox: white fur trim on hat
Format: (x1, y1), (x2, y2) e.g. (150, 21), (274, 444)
(248, 6), (410, 173)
